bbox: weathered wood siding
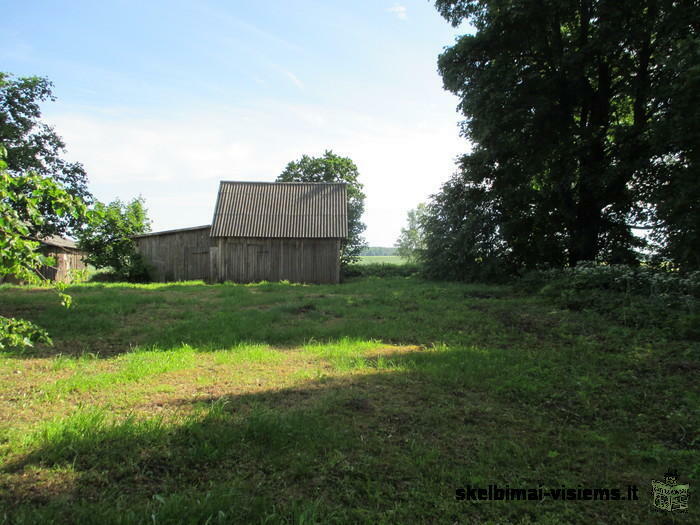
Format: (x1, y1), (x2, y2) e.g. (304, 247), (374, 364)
(212, 237), (341, 284)
(135, 227), (341, 284)
(34, 247), (87, 283)
(135, 227), (212, 282)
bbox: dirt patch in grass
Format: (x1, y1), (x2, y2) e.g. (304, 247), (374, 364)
(237, 304), (272, 311)
(0, 305), (48, 318)
(0, 468), (79, 506)
(47, 339), (130, 358)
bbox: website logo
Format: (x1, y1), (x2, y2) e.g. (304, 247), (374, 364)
(651, 469), (689, 512)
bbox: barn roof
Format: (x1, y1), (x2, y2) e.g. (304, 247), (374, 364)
(133, 225), (211, 238)
(39, 235), (79, 249)
(210, 181), (348, 238)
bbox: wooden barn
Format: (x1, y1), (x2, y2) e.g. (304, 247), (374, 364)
(1, 236), (88, 284)
(134, 181), (347, 284)
(37, 236), (88, 282)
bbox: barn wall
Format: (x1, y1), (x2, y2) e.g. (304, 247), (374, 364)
(37, 247), (87, 283)
(213, 237), (341, 284)
(135, 227), (212, 282)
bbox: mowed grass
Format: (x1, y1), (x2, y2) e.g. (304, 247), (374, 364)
(0, 277), (697, 524)
(357, 255), (406, 265)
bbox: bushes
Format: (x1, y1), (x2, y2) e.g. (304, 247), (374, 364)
(343, 263), (421, 279)
(522, 262), (700, 339)
(86, 254), (152, 283)
(532, 262), (700, 299)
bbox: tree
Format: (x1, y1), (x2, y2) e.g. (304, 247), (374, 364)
(0, 72), (92, 238)
(0, 145), (87, 349)
(77, 197), (152, 281)
(427, 0), (699, 276)
(276, 150), (367, 266)
(395, 203), (428, 262)
(421, 170), (510, 281)
(646, 33), (700, 269)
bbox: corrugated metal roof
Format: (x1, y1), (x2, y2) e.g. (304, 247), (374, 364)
(210, 181), (348, 238)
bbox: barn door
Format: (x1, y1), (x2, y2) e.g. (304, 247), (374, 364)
(246, 242), (269, 282)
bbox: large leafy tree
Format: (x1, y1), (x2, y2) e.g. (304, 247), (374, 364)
(0, 145), (87, 349)
(427, 0), (699, 274)
(647, 33), (700, 269)
(0, 72), (92, 237)
(277, 150), (367, 266)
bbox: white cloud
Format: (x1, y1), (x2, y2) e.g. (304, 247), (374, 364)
(284, 70), (305, 90)
(386, 3), (408, 21)
(47, 102), (465, 246)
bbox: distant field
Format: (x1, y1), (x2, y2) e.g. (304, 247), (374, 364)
(357, 255), (407, 265)
(0, 277), (696, 523)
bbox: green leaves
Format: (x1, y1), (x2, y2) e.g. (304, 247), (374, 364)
(428, 0), (700, 276)
(0, 316), (52, 349)
(1, 151), (87, 283)
(76, 197), (152, 280)
(0, 72), (92, 238)
(0, 144), (87, 349)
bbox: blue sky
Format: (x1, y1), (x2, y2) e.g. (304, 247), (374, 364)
(2, 0), (470, 246)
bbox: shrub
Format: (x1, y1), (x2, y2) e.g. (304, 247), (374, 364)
(343, 263), (421, 279)
(523, 262), (700, 339)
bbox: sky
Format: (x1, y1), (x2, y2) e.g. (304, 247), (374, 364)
(2, 0), (470, 246)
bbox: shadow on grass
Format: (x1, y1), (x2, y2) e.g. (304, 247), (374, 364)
(0, 278), (520, 359)
(0, 349), (468, 523)
(3, 342), (697, 524)
(0, 350), (545, 524)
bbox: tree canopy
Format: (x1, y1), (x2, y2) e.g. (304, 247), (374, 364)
(0, 72), (92, 238)
(425, 0), (700, 276)
(276, 150), (367, 266)
(77, 197), (152, 281)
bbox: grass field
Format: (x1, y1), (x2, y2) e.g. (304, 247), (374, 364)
(357, 256), (406, 265)
(0, 277), (697, 524)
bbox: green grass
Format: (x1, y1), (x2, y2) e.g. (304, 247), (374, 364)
(0, 277), (697, 524)
(357, 255), (407, 265)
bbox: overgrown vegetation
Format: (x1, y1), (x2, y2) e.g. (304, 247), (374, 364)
(344, 262), (419, 278)
(521, 262), (700, 341)
(0, 277), (696, 523)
